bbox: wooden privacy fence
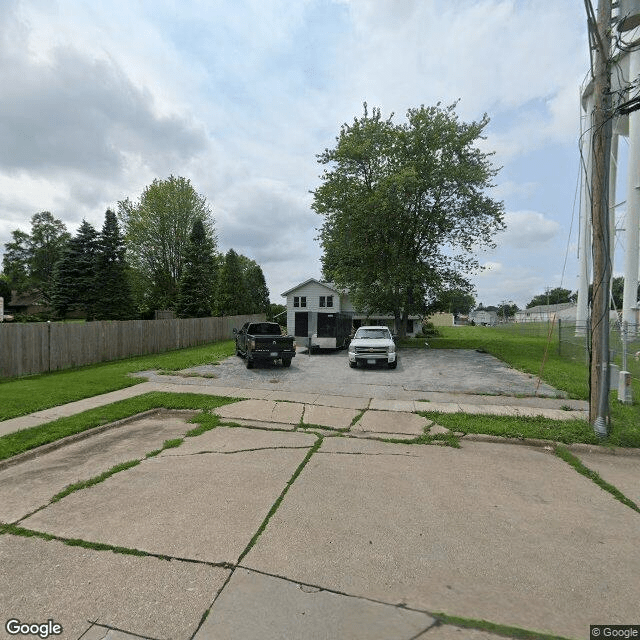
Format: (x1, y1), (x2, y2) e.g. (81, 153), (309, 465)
(0, 314), (264, 378)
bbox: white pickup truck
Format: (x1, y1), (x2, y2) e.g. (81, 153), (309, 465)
(347, 325), (397, 369)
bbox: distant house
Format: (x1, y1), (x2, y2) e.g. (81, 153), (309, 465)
(514, 303), (577, 323)
(469, 309), (498, 326)
(6, 291), (49, 316)
(281, 278), (424, 341)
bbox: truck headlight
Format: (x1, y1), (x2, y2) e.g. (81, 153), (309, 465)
(388, 343), (396, 354)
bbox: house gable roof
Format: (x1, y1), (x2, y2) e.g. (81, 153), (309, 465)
(281, 278), (341, 297)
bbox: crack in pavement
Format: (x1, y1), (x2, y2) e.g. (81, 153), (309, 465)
(163, 445), (315, 457)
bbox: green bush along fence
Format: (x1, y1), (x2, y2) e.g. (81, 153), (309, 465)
(0, 314), (264, 378)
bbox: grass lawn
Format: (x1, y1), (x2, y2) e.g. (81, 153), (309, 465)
(0, 340), (236, 421)
(0, 392), (239, 463)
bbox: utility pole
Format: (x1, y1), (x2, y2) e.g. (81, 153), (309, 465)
(588, 0), (613, 434)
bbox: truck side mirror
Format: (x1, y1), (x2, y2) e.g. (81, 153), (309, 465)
(233, 328), (237, 335)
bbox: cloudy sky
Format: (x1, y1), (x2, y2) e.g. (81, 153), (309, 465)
(0, 0), (596, 308)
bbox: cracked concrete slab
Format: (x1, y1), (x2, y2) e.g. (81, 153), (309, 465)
(195, 568), (435, 640)
(0, 411), (199, 524)
(0, 535), (228, 640)
(313, 394), (369, 409)
(160, 426), (317, 456)
(218, 418), (296, 431)
(416, 625), (516, 640)
(21, 431), (315, 564)
(369, 399), (417, 412)
(80, 628), (146, 640)
(572, 451), (640, 506)
(352, 409), (430, 436)
(302, 404), (359, 429)
(242, 438), (640, 639)
(214, 399), (303, 424)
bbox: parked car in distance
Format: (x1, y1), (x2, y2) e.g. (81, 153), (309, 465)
(347, 325), (397, 369)
(234, 322), (296, 369)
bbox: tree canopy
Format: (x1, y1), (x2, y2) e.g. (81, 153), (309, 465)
(526, 287), (576, 308)
(51, 220), (99, 319)
(313, 103), (504, 336)
(177, 219), (219, 318)
(2, 212), (70, 302)
(118, 175), (216, 314)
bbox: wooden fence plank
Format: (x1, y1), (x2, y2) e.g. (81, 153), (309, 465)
(0, 314), (264, 378)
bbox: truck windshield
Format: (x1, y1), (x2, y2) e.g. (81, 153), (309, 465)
(249, 323), (282, 335)
(354, 328), (391, 340)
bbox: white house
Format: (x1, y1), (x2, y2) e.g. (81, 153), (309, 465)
(281, 278), (423, 344)
(514, 303), (577, 323)
(469, 309), (498, 326)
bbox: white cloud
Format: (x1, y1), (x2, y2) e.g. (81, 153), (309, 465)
(499, 211), (561, 248)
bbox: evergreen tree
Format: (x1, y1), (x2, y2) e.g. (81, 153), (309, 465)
(216, 249), (249, 316)
(51, 220), (98, 319)
(94, 209), (134, 320)
(177, 219), (218, 317)
(243, 262), (270, 314)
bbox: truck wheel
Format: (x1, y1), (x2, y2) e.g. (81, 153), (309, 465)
(349, 361), (357, 368)
(282, 358), (292, 367)
(388, 361), (397, 369)
(246, 358), (254, 369)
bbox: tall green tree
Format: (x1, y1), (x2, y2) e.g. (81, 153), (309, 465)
(237, 255), (270, 315)
(2, 230), (30, 294)
(216, 249), (249, 316)
(118, 175), (216, 314)
(526, 287), (575, 308)
(313, 103), (504, 336)
(94, 209), (134, 320)
(0, 273), (11, 305)
(51, 220), (99, 319)
(177, 219), (219, 318)
(432, 287), (476, 316)
(2, 212), (70, 301)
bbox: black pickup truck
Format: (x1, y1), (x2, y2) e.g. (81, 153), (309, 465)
(233, 321), (296, 369)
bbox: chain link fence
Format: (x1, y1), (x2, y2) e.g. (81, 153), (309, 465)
(557, 319), (640, 382)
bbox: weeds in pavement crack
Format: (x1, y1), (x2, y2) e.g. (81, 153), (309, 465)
(237, 437), (323, 563)
(555, 446), (640, 514)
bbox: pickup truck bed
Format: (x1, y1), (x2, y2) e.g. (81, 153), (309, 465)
(234, 322), (296, 369)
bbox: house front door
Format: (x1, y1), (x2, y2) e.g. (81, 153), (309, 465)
(294, 311), (309, 337)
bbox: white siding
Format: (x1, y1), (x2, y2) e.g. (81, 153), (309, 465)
(284, 281), (342, 337)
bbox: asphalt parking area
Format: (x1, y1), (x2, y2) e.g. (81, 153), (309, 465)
(177, 347), (563, 399)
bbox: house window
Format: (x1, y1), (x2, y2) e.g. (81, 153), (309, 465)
(294, 297), (299, 308)
(319, 296), (325, 308)
(326, 295), (333, 308)
(319, 295), (333, 308)
(300, 296), (306, 308)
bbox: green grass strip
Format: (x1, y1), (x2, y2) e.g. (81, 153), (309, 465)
(433, 612), (574, 640)
(0, 523), (168, 559)
(51, 459), (141, 503)
(0, 340), (236, 421)
(555, 446), (640, 514)
(0, 392), (239, 462)
(237, 436), (323, 563)
(418, 411), (604, 446)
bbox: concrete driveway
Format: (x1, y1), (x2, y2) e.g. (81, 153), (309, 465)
(143, 346), (564, 400)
